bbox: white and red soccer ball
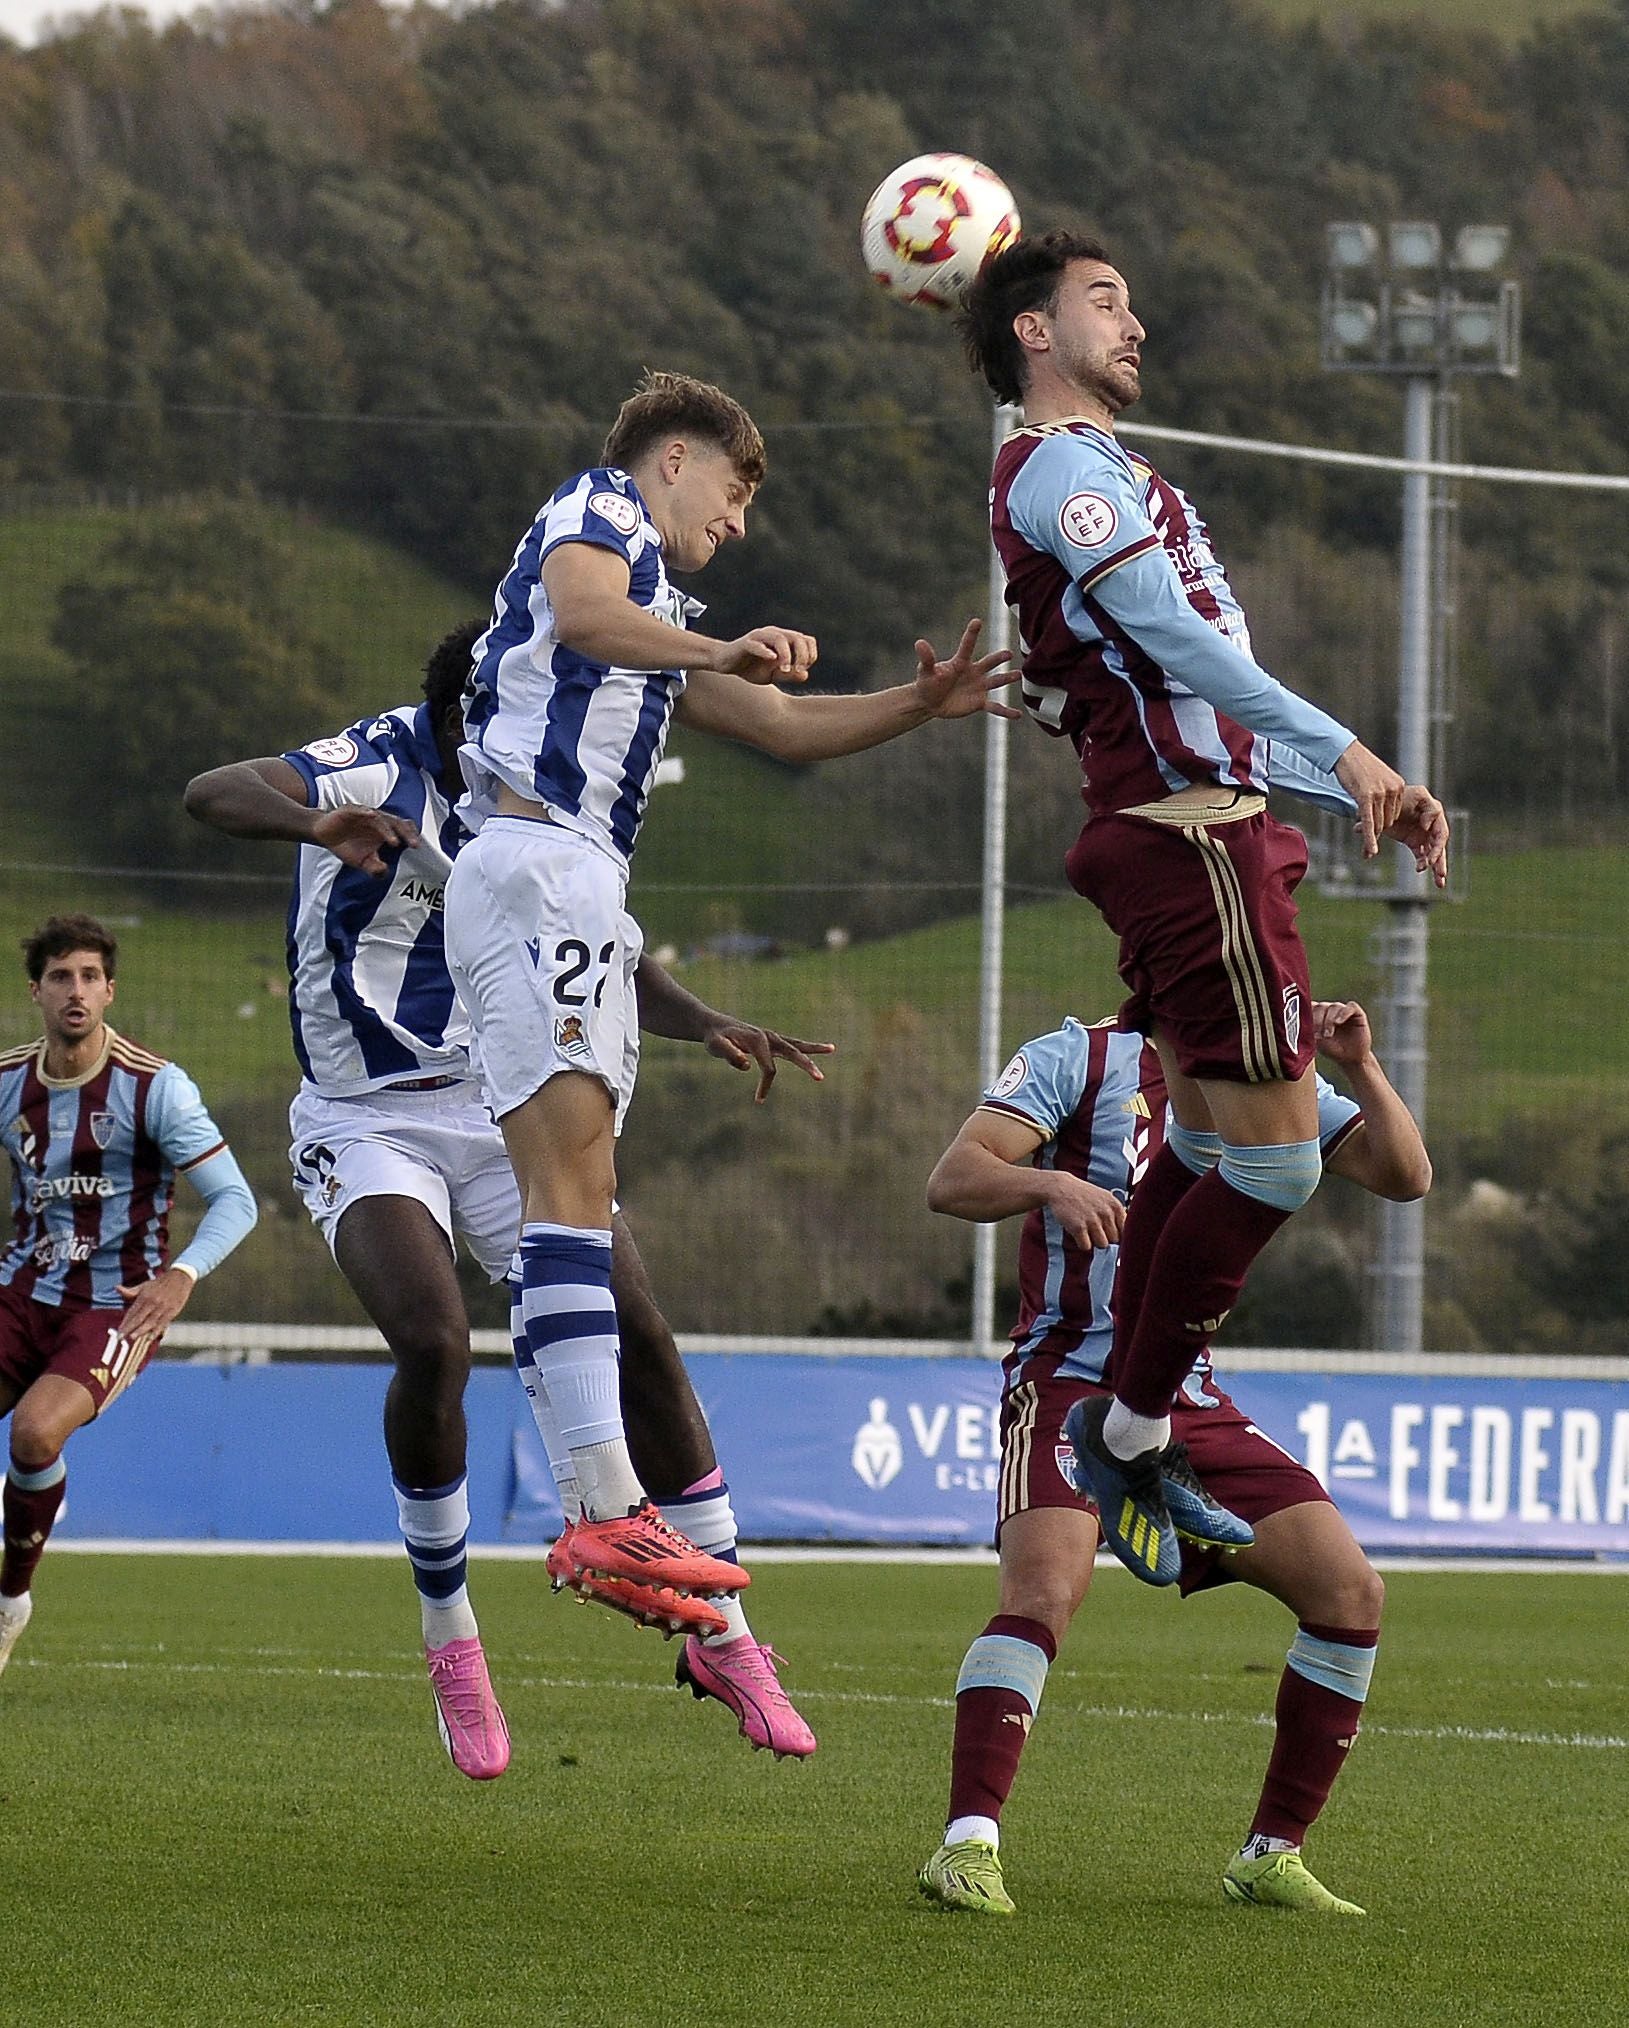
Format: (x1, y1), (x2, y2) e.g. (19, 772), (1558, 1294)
(860, 152), (1020, 311)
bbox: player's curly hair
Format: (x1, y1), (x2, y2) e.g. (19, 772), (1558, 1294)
(422, 617), (487, 725)
(603, 369), (767, 487)
(958, 229), (1117, 405)
(23, 913), (118, 982)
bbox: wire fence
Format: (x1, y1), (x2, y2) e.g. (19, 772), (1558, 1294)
(2, 408), (1626, 1357)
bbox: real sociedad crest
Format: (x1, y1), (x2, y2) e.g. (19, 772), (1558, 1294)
(90, 1109), (117, 1150)
(1282, 986), (1302, 1058)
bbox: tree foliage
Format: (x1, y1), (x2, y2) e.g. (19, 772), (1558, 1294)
(45, 504), (343, 865)
(1, 0), (1628, 832)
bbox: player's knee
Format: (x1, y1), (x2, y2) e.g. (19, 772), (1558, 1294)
(1166, 1118), (1223, 1177)
(390, 1320), (472, 1400)
(1218, 1137), (1322, 1214)
(8, 1411), (68, 1474)
(1351, 1560), (1386, 1629)
(998, 1574), (1078, 1645)
(1308, 1556), (1385, 1633)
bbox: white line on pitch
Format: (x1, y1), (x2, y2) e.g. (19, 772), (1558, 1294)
(48, 1538), (1629, 1573)
(17, 1653), (1626, 1751)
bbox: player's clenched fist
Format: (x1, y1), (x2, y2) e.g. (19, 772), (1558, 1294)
(717, 627), (818, 682)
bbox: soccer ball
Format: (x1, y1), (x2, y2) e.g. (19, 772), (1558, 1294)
(860, 153), (1020, 311)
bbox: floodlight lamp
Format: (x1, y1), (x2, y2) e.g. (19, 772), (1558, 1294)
(1388, 220), (1442, 271)
(1329, 301), (1379, 351)
(1390, 295), (1440, 356)
(1326, 222), (1380, 271)
(1449, 303), (1499, 355)
(1452, 224), (1510, 273)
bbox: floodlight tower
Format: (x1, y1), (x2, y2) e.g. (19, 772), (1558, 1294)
(1320, 222), (1520, 1350)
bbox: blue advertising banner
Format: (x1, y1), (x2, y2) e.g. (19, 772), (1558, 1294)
(508, 1356), (1629, 1558)
(52, 1355), (1629, 1557)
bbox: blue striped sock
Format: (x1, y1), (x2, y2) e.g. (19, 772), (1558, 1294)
(519, 1223), (640, 1518)
(393, 1474), (477, 1646)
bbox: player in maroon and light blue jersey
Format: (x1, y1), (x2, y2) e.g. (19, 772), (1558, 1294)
(959, 231), (1450, 1585)
(0, 915), (256, 1674)
(917, 999), (1430, 1919)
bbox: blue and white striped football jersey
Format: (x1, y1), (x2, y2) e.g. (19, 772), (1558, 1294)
(459, 466), (700, 865)
(282, 706), (469, 1098)
(986, 1018), (1364, 1388)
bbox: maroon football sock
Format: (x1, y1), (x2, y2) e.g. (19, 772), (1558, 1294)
(2, 1460), (68, 1598)
(1115, 1168), (1291, 1418)
(946, 1614), (1057, 1828)
(1248, 1624), (1379, 1844)
(1106, 1141), (1204, 1389)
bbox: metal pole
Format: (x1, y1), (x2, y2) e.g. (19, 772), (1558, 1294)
(1373, 375), (1433, 1351)
(971, 401), (1019, 1356)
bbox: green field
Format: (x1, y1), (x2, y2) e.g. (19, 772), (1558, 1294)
(6, 1555), (1625, 2026)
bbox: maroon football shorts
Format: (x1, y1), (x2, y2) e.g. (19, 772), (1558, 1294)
(997, 1366), (1333, 1594)
(1065, 801), (1315, 1085)
(0, 1282), (160, 1417)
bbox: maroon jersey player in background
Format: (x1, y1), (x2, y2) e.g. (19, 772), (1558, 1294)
(0, 915), (257, 1675)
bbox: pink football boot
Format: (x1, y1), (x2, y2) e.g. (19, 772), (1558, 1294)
(425, 1636), (511, 1779)
(676, 1635), (818, 1760)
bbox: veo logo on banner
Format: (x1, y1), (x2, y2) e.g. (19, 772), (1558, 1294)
(849, 1394), (1003, 1496)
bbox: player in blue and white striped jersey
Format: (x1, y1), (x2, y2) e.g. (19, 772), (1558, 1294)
(278, 706), (468, 1096)
(446, 368), (1018, 1610)
(186, 622), (838, 1770)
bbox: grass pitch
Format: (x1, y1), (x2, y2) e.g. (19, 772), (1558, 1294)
(5, 1555), (1625, 2026)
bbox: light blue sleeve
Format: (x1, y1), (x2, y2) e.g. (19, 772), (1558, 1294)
(1315, 1071), (1363, 1156)
(980, 1021), (1093, 1141)
(1009, 435), (1357, 774)
(1263, 740), (1358, 818)
(173, 1148), (258, 1281)
(1089, 546), (1357, 772)
(147, 1064), (257, 1280)
(1005, 431), (1164, 592)
(147, 1063), (229, 1169)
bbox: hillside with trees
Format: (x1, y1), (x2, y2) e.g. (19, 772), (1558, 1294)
(1, 0), (1628, 833)
(2, 0), (1627, 1346)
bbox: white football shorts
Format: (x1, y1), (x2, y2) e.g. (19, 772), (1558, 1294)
(288, 1080), (521, 1283)
(442, 815), (642, 1128)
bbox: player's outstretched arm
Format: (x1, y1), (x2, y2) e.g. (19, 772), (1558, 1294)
(543, 544), (815, 681)
(632, 954), (834, 1104)
(675, 619), (1016, 764)
(1315, 1000), (1433, 1202)
(184, 759), (419, 876)
(928, 1110), (1125, 1250)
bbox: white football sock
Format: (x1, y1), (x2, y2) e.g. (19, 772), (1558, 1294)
(945, 1814), (1000, 1850)
(1103, 1400), (1171, 1461)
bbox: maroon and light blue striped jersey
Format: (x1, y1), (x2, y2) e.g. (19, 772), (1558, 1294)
(982, 1017), (1363, 1392)
(0, 1030), (231, 1309)
(992, 421), (1358, 819)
